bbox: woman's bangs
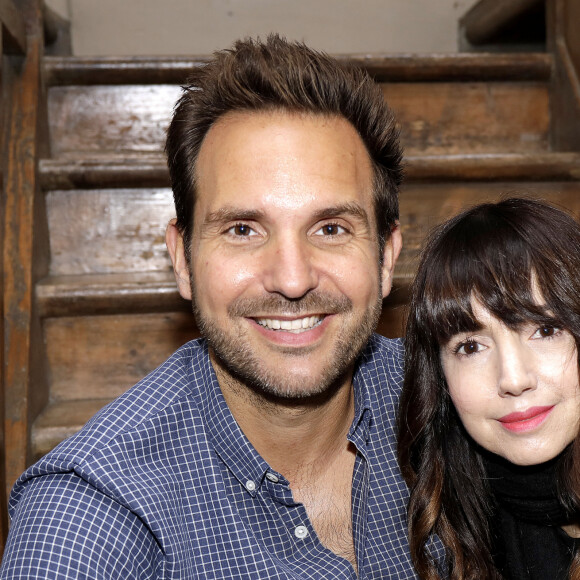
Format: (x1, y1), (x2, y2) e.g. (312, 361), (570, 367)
(419, 211), (543, 343)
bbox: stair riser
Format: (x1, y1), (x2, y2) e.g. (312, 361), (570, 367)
(48, 81), (550, 158)
(46, 181), (580, 281)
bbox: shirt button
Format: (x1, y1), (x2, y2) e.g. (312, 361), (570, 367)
(294, 526), (309, 539)
(245, 480), (256, 491)
(265, 472), (279, 483)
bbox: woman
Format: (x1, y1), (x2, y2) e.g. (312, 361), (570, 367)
(397, 197), (580, 580)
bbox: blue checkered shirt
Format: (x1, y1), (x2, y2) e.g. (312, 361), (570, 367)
(0, 335), (444, 578)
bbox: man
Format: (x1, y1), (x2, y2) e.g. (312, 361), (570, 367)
(0, 35), (443, 578)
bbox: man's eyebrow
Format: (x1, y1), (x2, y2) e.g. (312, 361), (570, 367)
(312, 203), (370, 226)
(203, 207), (266, 226)
(202, 202), (370, 226)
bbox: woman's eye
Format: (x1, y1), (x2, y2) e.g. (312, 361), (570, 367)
(532, 325), (560, 339)
(456, 340), (482, 356)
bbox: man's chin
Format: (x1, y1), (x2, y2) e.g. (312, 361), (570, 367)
(210, 347), (352, 402)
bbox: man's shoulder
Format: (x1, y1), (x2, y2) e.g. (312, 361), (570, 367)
(359, 334), (404, 381)
(14, 339), (212, 490)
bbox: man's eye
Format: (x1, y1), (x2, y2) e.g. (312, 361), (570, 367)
(315, 223), (347, 236)
(228, 223), (255, 236)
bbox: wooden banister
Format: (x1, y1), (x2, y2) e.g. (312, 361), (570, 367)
(2, 0), (49, 530)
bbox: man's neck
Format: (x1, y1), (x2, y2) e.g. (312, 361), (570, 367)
(211, 356), (359, 570)
(211, 358), (356, 480)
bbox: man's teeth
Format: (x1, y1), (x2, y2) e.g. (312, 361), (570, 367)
(256, 316), (323, 333)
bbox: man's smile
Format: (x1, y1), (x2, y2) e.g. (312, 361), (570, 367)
(255, 315), (324, 333)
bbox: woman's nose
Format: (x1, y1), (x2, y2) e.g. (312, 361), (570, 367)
(497, 341), (537, 397)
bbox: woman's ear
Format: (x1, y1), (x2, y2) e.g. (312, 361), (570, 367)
(381, 223), (403, 298)
(166, 218), (192, 300)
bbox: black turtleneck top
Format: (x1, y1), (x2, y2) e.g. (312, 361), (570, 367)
(484, 452), (580, 580)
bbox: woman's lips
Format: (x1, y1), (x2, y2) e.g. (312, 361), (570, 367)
(497, 406), (554, 433)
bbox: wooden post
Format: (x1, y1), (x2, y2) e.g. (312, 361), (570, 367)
(2, 0), (49, 505)
(1, 0), (32, 552)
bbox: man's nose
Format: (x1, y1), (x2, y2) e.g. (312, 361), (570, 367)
(261, 235), (319, 299)
(497, 341), (537, 397)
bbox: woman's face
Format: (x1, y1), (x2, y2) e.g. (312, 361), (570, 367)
(440, 300), (580, 466)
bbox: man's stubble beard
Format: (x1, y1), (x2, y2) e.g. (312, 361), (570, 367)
(190, 280), (383, 402)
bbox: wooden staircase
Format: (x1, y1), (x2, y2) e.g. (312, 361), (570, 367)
(3, 0), (580, 498)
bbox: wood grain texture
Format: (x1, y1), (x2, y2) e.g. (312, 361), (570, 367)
(397, 181), (580, 281)
(36, 271), (188, 317)
(47, 81), (549, 158)
(548, 0), (580, 150)
(46, 188), (175, 275)
(386, 82), (549, 154)
(2, 0), (48, 506)
(44, 312), (199, 401)
(48, 84), (181, 157)
(43, 53), (552, 85)
(0, 0), (26, 55)
(38, 152), (580, 191)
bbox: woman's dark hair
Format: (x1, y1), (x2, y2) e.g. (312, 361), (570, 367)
(165, 34), (402, 262)
(397, 197), (580, 580)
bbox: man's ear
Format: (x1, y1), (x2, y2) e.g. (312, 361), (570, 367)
(166, 218), (192, 301)
(381, 223), (403, 299)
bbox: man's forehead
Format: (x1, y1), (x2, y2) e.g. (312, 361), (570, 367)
(194, 110), (373, 192)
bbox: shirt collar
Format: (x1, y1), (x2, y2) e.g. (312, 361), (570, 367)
(348, 339), (375, 452)
(190, 340), (271, 497)
(190, 338), (375, 493)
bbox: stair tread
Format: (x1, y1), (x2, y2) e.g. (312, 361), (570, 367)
(32, 399), (114, 459)
(44, 52), (552, 85)
(37, 169), (580, 318)
(37, 271), (187, 317)
(40, 152), (580, 190)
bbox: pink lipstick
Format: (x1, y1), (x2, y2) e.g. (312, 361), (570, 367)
(498, 406), (554, 433)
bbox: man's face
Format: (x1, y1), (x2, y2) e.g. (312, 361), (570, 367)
(169, 111), (401, 399)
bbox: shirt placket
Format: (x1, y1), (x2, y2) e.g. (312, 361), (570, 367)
(262, 468), (359, 578)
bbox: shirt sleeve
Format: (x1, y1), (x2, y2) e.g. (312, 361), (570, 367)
(0, 472), (162, 579)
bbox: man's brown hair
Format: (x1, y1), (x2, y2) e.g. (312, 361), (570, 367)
(166, 34), (403, 261)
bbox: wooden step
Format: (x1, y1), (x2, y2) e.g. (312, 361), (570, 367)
(36, 272), (187, 317)
(43, 53), (552, 85)
(38, 176), (580, 318)
(32, 399), (113, 460)
(45, 186), (174, 276)
(33, 180), (580, 458)
(39, 152), (580, 190)
(47, 79), (550, 157)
